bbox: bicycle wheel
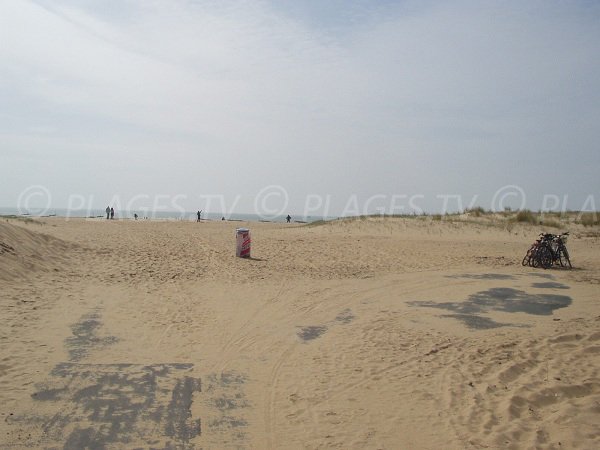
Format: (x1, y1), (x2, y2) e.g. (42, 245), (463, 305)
(538, 246), (553, 269)
(522, 246), (534, 266)
(559, 246), (572, 269)
(529, 245), (541, 267)
(531, 247), (541, 267)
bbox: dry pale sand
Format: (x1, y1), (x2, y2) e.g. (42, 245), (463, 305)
(1, 216), (599, 449)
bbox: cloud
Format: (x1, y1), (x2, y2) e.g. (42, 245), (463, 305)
(1, 0), (599, 213)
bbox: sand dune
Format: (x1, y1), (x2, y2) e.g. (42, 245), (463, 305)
(0, 221), (79, 281)
(1, 216), (599, 449)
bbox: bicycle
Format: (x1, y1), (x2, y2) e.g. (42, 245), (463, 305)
(527, 232), (571, 269)
(522, 234), (543, 267)
(546, 232), (571, 269)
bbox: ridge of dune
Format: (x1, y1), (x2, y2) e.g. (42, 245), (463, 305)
(0, 221), (80, 281)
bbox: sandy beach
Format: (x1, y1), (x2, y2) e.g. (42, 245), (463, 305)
(1, 215), (599, 449)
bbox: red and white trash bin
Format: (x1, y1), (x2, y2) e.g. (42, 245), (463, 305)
(235, 228), (251, 258)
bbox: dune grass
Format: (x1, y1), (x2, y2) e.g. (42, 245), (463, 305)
(1, 215), (38, 225)
(304, 210), (598, 233)
(515, 209), (537, 224)
(577, 212), (600, 227)
(465, 206), (487, 217)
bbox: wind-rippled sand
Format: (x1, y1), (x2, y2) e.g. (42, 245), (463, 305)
(1, 217), (599, 449)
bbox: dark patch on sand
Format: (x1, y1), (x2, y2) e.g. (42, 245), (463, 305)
(203, 372), (249, 440)
(31, 385), (68, 401)
(65, 310), (118, 361)
(0, 241), (16, 255)
(532, 282), (570, 290)
(214, 396), (241, 411)
(298, 326), (328, 341)
(209, 416), (248, 428)
(208, 374), (249, 413)
(212, 392), (250, 416)
(20, 363), (202, 449)
(528, 272), (556, 280)
(441, 314), (526, 330)
(215, 371), (246, 386)
(335, 309), (355, 324)
(165, 376), (202, 442)
(7, 309), (202, 449)
(446, 273), (516, 280)
(410, 288), (571, 316)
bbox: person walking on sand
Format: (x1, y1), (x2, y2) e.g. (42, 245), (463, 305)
(106, 206), (110, 220)
(197, 210), (202, 222)
(110, 207), (115, 220)
(286, 214), (291, 223)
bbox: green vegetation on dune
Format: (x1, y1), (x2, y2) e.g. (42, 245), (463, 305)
(304, 209), (598, 232)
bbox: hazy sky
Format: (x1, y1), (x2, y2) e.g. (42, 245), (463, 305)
(1, 0), (599, 217)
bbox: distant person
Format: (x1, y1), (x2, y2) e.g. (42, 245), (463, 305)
(110, 207), (115, 220)
(106, 206), (110, 220)
(197, 210), (202, 222)
(286, 214), (291, 223)
(134, 213), (138, 220)
(222, 216), (225, 221)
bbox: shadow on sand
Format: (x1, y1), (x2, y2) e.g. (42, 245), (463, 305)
(409, 287), (572, 330)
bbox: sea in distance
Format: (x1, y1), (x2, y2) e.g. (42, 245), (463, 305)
(0, 207), (333, 224)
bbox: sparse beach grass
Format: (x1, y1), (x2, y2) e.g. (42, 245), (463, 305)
(306, 210), (597, 234)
